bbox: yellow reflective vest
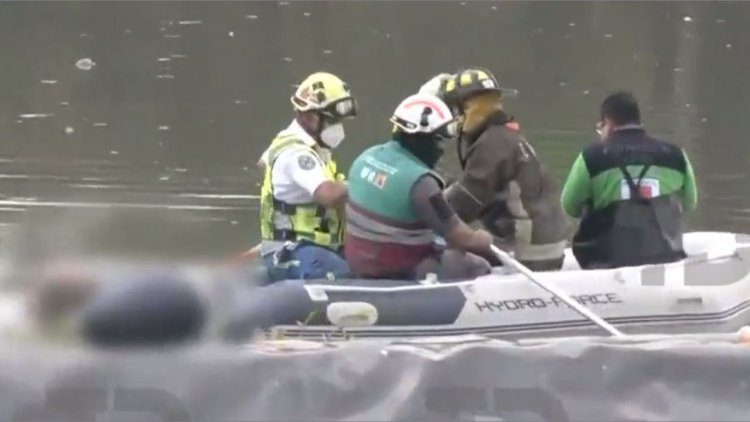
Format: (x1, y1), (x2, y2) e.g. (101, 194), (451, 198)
(259, 134), (345, 248)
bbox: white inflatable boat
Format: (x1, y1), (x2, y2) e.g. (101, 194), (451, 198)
(223, 231), (750, 341)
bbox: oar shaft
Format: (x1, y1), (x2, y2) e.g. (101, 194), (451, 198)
(229, 243), (262, 265)
(490, 245), (625, 337)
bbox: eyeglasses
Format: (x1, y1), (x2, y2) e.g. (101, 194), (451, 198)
(595, 121), (605, 136)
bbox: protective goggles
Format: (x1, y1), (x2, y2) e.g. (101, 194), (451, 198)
(320, 97), (358, 120)
(433, 118), (460, 141)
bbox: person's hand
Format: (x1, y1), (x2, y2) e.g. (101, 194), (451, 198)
(474, 229), (494, 251)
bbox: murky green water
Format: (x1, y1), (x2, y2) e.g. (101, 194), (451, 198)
(1, 1), (749, 261)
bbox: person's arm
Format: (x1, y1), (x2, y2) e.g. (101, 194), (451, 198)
(444, 131), (515, 223)
(284, 150), (348, 207)
(681, 149), (698, 212)
(560, 153), (591, 218)
(257, 148), (270, 170)
(314, 181), (348, 207)
(411, 175), (493, 255)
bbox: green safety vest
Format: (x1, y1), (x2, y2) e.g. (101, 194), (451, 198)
(348, 140), (444, 222)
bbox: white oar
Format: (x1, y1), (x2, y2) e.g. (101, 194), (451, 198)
(490, 245), (626, 337)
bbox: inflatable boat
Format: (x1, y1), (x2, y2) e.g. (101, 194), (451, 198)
(221, 232), (750, 341)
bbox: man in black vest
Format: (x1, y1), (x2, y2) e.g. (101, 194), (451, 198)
(560, 91), (698, 269)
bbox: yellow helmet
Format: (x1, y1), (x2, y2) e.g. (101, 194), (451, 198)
(290, 72), (357, 119)
(442, 67), (517, 106)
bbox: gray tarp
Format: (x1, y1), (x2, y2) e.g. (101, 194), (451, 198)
(2, 334), (750, 421)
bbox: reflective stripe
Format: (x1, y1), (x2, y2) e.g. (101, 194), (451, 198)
(346, 203), (435, 246)
(259, 134), (344, 248)
(502, 215), (565, 261)
(514, 238), (566, 261)
(506, 181), (529, 219)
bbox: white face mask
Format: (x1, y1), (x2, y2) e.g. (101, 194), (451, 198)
(320, 122), (345, 149)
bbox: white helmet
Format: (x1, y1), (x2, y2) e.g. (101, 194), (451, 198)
(390, 93), (458, 140)
(418, 73), (454, 97)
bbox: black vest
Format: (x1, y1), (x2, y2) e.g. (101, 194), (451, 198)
(572, 130), (687, 269)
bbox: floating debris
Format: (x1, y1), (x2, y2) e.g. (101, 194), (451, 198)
(79, 33), (89, 38)
(491, 5), (497, 10)
(282, 57), (293, 62)
(19, 113), (53, 119)
(174, 168), (188, 173)
(559, 82), (567, 87)
(124, 29), (132, 34)
(230, 220), (239, 225)
(170, 53), (188, 59)
(64, 126), (74, 135)
(228, 31), (235, 37)
(75, 58), (96, 71)
(164, 34), (181, 39)
(245, 14), (259, 19)
(279, 1), (289, 5)
(243, 166), (249, 171)
(604, 33), (613, 38)
(92, 122), (107, 127)
(322, 49), (333, 55)
(460, 1), (467, 5)
(178, 20), (202, 25)
(701, 117), (708, 122)
(41, 80), (58, 84)
(683, 16), (692, 22)
(110, 150), (119, 155)
(303, 12), (311, 17)
(59, 102), (70, 106)
(234, 99), (248, 105)
(568, 22), (576, 27)
(716, 18), (726, 23)
(156, 74), (175, 79)
(160, 175), (170, 181)
(157, 57), (171, 62)
(726, 43), (732, 49)
(583, 90), (590, 95)
(158, 125), (170, 131)
(674, 67), (685, 72)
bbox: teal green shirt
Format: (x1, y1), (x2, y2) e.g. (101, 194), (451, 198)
(348, 140), (441, 222)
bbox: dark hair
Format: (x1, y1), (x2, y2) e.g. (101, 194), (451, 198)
(600, 91), (641, 125)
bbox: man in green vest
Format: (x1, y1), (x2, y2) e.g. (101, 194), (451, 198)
(258, 72), (357, 282)
(344, 93), (494, 281)
(561, 91), (698, 268)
